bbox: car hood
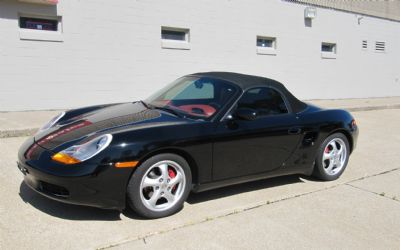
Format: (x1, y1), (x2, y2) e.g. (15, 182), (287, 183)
(34, 102), (186, 151)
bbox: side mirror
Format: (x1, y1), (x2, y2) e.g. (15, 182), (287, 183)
(234, 108), (258, 121)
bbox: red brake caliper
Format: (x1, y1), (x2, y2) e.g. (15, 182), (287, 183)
(168, 167), (177, 192)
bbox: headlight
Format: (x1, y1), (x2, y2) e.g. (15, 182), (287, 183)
(51, 134), (112, 165)
(39, 112), (66, 132)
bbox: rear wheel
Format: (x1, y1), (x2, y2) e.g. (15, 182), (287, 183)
(127, 153), (192, 218)
(313, 133), (350, 181)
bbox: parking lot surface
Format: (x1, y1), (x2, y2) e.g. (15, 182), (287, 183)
(1, 109), (399, 249)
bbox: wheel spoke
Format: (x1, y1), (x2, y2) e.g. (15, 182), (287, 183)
(142, 176), (160, 188)
(323, 151), (333, 161)
(339, 151), (346, 165)
(341, 152), (346, 161)
(147, 189), (161, 207)
(168, 172), (183, 187)
(159, 163), (169, 180)
(325, 160), (334, 172)
(164, 190), (175, 203)
(337, 145), (344, 155)
(330, 141), (338, 152)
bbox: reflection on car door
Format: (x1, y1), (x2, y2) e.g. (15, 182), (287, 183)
(212, 87), (303, 180)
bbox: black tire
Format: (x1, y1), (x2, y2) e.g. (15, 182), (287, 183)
(127, 153), (192, 219)
(313, 133), (350, 181)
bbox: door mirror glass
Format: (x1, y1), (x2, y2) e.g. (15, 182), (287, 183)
(234, 108), (258, 121)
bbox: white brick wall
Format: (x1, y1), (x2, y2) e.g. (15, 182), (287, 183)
(0, 0), (399, 111)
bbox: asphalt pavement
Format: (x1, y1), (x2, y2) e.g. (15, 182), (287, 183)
(1, 106), (400, 249)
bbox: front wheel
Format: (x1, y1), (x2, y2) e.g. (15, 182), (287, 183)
(127, 153), (192, 218)
(313, 133), (350, 181)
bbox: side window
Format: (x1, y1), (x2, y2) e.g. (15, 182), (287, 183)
(237, 87), (288, 116)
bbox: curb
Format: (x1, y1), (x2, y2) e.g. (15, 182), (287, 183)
(1, 104), (399, 139)
(0, 128), (38, 139)
(344, 104), (400, 112)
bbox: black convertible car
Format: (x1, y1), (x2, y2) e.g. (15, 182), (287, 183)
(18, 72), (358, 218)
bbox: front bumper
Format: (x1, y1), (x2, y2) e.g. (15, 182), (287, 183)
(18, 160), (130, 210)
(17, 138), (132, 210)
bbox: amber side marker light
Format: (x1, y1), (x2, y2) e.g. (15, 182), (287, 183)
(51, 153), (81, 165)
(351, 119), (357, 127)
(115, 161), (139, 168)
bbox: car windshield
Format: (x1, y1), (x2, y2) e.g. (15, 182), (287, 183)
(145, 76), (238, 119)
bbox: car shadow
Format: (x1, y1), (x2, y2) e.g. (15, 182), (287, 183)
(19, 175), (305, 221)
(187, 175), (304, 204)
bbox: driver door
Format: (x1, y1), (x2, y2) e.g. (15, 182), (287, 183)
(212, 87), (302, 180)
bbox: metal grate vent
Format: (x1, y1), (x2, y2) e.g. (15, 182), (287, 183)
(362, 40), (367, 49)
(375, 41), (385, 52)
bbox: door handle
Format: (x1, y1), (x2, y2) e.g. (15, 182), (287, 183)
(288, 127), (302, 135)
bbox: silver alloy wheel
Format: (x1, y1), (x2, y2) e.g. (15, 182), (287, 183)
(322, 138), (347, 175)
(139, 160), (186, 212)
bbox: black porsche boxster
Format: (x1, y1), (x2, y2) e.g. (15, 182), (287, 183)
(18, 72), (358, 218)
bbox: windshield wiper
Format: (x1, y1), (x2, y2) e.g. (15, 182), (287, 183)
(140, 100), (150, 109)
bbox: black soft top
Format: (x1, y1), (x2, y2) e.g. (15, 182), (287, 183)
(189, 72), (307, 113)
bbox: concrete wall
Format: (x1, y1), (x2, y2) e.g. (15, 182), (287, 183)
(0, 0), (399, 111)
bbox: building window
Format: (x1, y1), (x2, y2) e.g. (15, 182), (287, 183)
(321, 42), (337, 59)
(18, 14), (63, 42)
(321, 43), (336, 52)
(375, 41), (386, 52)
(162, 29), (186, 41)
(362, 40), (368, 50)
(256, 36), (277, 55)
(19, 17), (58, 31)
(161, 27), (190, 50)
(257, 37), (275, 48)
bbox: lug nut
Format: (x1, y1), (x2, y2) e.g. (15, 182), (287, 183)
(161, 192), (164, 195)
(167, 179), (170, 183)
(159, 178), (163, 182)
(155, 186), (159, 190)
